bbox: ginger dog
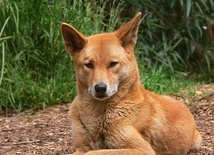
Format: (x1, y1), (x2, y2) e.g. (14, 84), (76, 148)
(61, 12), (202, 155)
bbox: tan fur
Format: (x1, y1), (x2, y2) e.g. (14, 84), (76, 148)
(61, 12), (202, 155)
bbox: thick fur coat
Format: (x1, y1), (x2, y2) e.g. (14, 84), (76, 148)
(61, 12), (202, 155)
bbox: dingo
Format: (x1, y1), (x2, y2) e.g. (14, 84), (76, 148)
(61, 12), (202, 155)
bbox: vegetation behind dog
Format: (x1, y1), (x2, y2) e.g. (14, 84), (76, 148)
(0, 0), (213, 114)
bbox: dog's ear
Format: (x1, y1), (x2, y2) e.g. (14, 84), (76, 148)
(115, 12), (141, 48)
(61, 23), (88, 56)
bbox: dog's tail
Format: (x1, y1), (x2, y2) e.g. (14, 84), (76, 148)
(190, 130), (202, 150)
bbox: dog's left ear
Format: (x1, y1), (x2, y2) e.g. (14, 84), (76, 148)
(115, 12), (142, 48)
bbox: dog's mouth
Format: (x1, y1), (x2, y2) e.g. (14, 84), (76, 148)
(94, 94), (109, 101)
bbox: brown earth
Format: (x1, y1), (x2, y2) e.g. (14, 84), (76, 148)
(0, 84), (213, 155)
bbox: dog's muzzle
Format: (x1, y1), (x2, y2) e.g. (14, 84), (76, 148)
(88, 82), (118, 100)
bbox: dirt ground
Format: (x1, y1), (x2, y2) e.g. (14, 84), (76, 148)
(0, 84), (213, 155)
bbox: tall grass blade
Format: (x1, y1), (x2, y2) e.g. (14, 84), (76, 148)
(0, 42), (5, 87)
(186, 0), (192, 17)
(204, 54), (211, 73)
(0, 17), (11, 87)
(0, 17), (10, 37)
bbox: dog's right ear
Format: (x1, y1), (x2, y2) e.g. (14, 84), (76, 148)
(61, 23), (88, 56)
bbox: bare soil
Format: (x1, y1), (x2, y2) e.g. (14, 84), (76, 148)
(0, 84), (213, 155)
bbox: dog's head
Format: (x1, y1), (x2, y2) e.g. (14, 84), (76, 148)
(61, 13), (141, 101)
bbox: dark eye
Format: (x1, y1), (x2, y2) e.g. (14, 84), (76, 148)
(84, 62), (94, 69)
(109, 61), (118, 68)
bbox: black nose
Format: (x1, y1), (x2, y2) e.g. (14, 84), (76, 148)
(94, 82), (107, 95)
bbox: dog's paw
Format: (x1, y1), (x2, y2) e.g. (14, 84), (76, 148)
(70, 151), (85, 155)
(84, 151), (99, 155)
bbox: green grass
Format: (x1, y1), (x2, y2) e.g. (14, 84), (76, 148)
(139, 66), (201, 95)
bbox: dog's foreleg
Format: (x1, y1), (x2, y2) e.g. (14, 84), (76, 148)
(70, 101), (92, 154)
(84, 149), (156, 155)
(83, 126), (156, 155)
